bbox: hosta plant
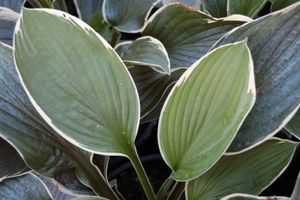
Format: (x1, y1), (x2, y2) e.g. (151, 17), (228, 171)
(0, 0), (300, 200)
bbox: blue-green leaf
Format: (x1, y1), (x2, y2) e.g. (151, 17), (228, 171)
(228, 0), (268, 18)
(0, 7), (19, 45)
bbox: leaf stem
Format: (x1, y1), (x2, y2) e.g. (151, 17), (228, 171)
(156, 176), (175, 200)
(129, 146), (157, 200)
(167, 182), (185, 200)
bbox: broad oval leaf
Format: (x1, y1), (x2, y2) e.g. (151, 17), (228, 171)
(103, 0), (159, 33)
(0, 0), (24, 12)
(0, 173), (52, 200)
(143, 3), (251, 68)
(14, 9), (140, 155)
(0, 43), (115, 198)
(116, 36), (170, 74)
(0, 138), (29, 181)
(201, 0), (227, 17)
(158, 40), (256, 181)
(0, 7), (19, 45)
(271, 0), (299, 11)
(228, 0), (268, 18)
(285, 109), (300, 139)
(221, 193), (289, 200)
(162, 0), (200, 9)
(186, 139), (297, 200)
(214, 2), (300, 152)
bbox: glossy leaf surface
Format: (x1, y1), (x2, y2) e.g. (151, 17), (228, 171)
(0, 0), (24, 12)
(116, 36), (170, 74)
(215, 2), (300, 152)
(187, 139), (297, 200)
(103, 0), (158, 33)
(143, 3), (250, 68)
(14, 8), (140, 156)
(0, 173), (52, 200)
(0, 7), (18, 45)
(201, 0), (227, 17)
(159, 41), (256, 180)
(0, 138), (29, 181)
(228, 0), (268, 18)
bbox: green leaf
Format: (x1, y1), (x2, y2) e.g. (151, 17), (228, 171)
(201, 0), (227, 17)
(129, 66), (185, 118)
(162, 0), (200, 9)
(27, 0), (54, 8)
(291, 170), (300, 200)
(53, 0), (68, 12)
(214, 2), (300, 152)
(14, 9), (140, 156)
(186, 139), (297, 200)
(221, 194), (289, 200)
(143, 3), (251, 68)
(158, 40), (256, 181)
(0, 173), (52, 200)
(116, 36), (170, 74)
(0, 7), (19, 45)
(228, 0), (268, 18)
(271, 0), (300, 11)
(285, 109), (300, 139)
(72, 197), (108, 200)
(0, 42), (116, 198)
(0, 0), (24, 12)
(103, 0), (159, 33)
(0, 138), (29, 181)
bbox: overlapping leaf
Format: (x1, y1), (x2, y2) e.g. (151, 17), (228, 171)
(116, 36), (170, 74)
(285, 109), (300, 139)
(271, 0), (299, 11)
(201, 0), (227, 17)
(0, 7), (19, 45)
(0, 173), (52, 200)
(228, 0), (268, 18)
(14, 9), (140, 156)
(159, 41), (256, 181)
(0, 138), (29, 181)
(129, 66), (185, 118)
(187, 139), (297, 200)
(0, 42), (116, 198)
(291, 170), (300, 200)
(214, 2), (300, 152)
(162, 0), (200, 9)
(0, 0), (24, 12)
(103, 0), (159, 33)
(221, 194), (289, 200)
(72, 197), (108, 200)
(143, 3), (250, 68)
(27, 0), (54, 8)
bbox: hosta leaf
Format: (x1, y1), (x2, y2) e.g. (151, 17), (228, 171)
(0, 138), (29, 181)
(0, 0), (24, 12)
(158, 40), (256, 181)
(221, 194), (289, 200)
(228, 0), (268, 18)
(285, 109), (300, 139)
(74, 0), (117, 44)
(143, 3), (250, 68)
(0, 43), (116, 198)
(72, 197), (108, 200)
(129, 66), (185, 118)
(103, 0), (159, 33)
(186, 139), (297, 200)
(271, 0), (299, 11)
(291, 170), (300, 200)
(214, 2), (300, 152)
(0, 7), (19, 45)
(0, 173), (52, 200)
(27, 0), (54, 8)
(14, 9), (140, 156)
(162, 0), (200, 9)
(116, 36), (170, 74)
(201, 0), (227, 17)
